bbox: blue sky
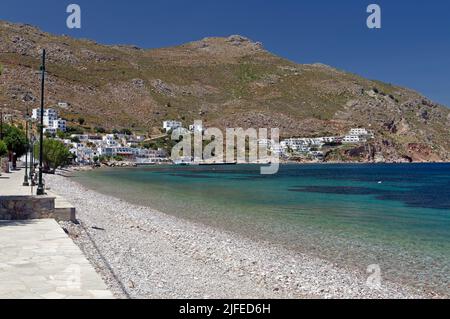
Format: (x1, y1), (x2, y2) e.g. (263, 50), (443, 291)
(1, 0), (450, 106)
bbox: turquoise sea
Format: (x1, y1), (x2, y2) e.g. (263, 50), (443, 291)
(75, 163), (450, 296)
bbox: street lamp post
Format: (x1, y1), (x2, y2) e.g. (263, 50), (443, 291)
(29, 122), (35, 186)
(36, 49), (46, 196)
(23, 109), (30, 186)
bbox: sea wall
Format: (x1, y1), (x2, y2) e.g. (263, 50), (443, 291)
(0, 195), (74, 221)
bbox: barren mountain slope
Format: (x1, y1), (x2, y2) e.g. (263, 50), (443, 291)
(1, 21), (449, 162)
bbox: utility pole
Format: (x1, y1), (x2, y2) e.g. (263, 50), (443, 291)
(36, 49), (46, 196)
(23, 108), (30, 186)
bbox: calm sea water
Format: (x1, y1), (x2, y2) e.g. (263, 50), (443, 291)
(75, 164), (450, 295)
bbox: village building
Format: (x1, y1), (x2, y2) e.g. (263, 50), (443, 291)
(163, 120), (182, 132)
(32, 108), (66, 133)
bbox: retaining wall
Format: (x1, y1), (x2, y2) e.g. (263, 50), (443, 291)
(0, 195), (75, 221)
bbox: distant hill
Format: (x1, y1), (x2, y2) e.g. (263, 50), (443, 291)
(0, 20), (449, 162)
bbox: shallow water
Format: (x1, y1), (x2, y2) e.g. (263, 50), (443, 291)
(75, 163), (450, 296)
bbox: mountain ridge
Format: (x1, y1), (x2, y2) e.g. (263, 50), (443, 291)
(0, 20), (449, 162)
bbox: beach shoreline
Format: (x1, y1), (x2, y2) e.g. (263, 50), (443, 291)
(67, 161), (450, 176)
(45, 172), (439, 299)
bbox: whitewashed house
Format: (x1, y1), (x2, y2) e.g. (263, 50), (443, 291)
(32, 108), (58, 121)
(349, 128), (369, 136)
(32, 108), (66, 133)
(163, 120), (182, 132)
(49, 119), (67, 132)
(43, 128), (57, 135)
(343, 128), (374, 144)
(102, 134), (117, 146)
(342, 135), (362, 143)
(57, 102), (69, 109)
(270, 143), (286, 156)
(189, 123), (204, 133)
(322, 136), (341, 144)
(71, 134), (89, 142)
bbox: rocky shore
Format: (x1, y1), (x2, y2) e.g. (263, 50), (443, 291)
(45, 173), (432, 299)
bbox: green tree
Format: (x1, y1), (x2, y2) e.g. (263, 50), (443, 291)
(3, 126), (27, 169)
(0, 140), (7, 157)
(71, 136), (81, 143)
(113, 155), (124, 162)
(95, 127), (106, 134)
(78, 117), (85, 125)
(142, 135), (177, 154)
(56, 130), (67, 139)
(34, 139), (73, 173)
(44, 131), (54, 138)
(120, 128), (132, 136)
(98, 155), (110, 163)
(0, 122), (11, 136)
(66, 126), (84, 135)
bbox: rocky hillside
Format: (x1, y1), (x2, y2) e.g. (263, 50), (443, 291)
(0, 20), (449, 162)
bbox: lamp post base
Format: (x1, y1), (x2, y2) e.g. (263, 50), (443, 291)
(36, 185), (45, 195)
(23, 174), (29, 187)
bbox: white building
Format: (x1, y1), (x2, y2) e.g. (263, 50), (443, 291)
(342, 128), (374, 144)
(322, 136), (341, 144)
(189, 123), (204, 133)
(99, 147), (134, 158)
(72, 147), (99, 164)
(349, 128), (369, 136)
(282, 138), (315, 152)
(32, 108), (66, 132)
(32, 108), (58, 121)
(258, 139), (272, 148)
(49, 119), (67, 132)
(58, 102), (69, 109)
(135, 149), (169, 164)
(102, 134), (117, 146)
(124, 136), (145, 148)
(310, 151), (324, 158)
(342, 135), (362, 143)
(71, 134), (89, 142)
(2, 113), (13, 122)
(43, 127), (57, 135)
(163, 120), (182, 132)
(270, 143), (286, 156)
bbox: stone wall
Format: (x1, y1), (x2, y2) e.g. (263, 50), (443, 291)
(0, 195), (61, 220)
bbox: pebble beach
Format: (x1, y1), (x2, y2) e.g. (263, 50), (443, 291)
(45, 173), (433, 299)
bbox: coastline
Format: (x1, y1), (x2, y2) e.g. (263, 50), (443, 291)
(69, 161), (450, 173)
(45, 172), (440, 299)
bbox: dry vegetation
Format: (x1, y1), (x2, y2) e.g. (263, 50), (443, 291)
(1, 21), (449, 162)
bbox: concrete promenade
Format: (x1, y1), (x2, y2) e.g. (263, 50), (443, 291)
(0, 168), (36, 196)
(0, 219), (113, 299)
(0, 169), (114, 299)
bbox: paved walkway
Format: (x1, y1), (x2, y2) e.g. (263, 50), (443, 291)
(0, 219), (114, 299)
(0, 168), (36, 196)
